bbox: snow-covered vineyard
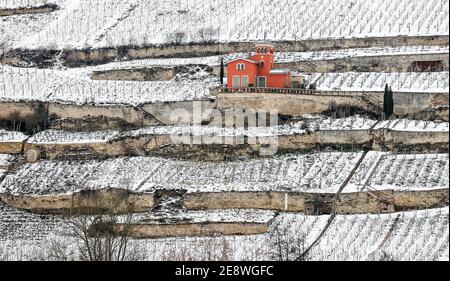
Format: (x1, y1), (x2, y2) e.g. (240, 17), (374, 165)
(0, 130), (28, 142)
(0, 64), (448, 105)
(374, 119), (449, 131)
(22, 117), (448, 145)
(0, 152), (448, 196)
(0, 65), (216, 104)
(345, 152), (449, 192)
(306, 72), (449, 92)
(0, 0), (448, 263)
(3, 0), (447, 50)
(24, 115), (382, 144)
(0, 152), (363, 195)
(85, 45), (449, 70)
(0, 207), (447, 261)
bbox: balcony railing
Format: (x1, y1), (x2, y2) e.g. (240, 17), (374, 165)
(218, 87), (315, 95)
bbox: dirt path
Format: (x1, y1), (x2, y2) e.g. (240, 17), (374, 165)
(296, 213), (336, 261)
(367, 214), (401, 260)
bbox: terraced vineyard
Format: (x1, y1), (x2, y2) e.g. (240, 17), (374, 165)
(0, 0), (448, 262)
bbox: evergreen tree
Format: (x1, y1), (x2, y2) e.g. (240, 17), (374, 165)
(383, 83), (394, 119)
(220, 57), (224, 86)
(387, 86), (394, 117)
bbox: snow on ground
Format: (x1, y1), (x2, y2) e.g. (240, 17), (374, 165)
(305, 115), (378, 131)
(0, 154), (13, 177)
(376, 207), (449, 261)
(0, 202), (64, 242)
(0, 13), (60, 51)
(118, 123), (310, 139)
(306, 72), (449, 93)
(27, 129), (119, 144)
(0, 64), (216, 105)
(0, 0), (59, 9)
(275, 45), (450, 63)
(123, 116), (378, 139)
(91, 56), (222, 70)
(0, 159), (102, 195)
(2, 151), (446, 196)
(308, 207), (449, 261)
(49, 76), (216, 105)
(16, 0), (139, 49)
(0, 129), (29, 142)
(25, 116), (378, 144)
(345, 151), (449, 192)
(308, 212), (398, 260)
(0, 0), (69, 49)
(0, 154), (13, 166)
(141, 213), (331, 261)
(1, 64), (447, 106)
(12, 0), (449, 50)
(374, 119), (449, 132)
(0, 201), (66, 261)
(0, 208), (446, 261)
(130, 209), (276, 225)
(0, 210), (331, 261)
(0, 152), (363, 195)
(89, 45), (450, 71)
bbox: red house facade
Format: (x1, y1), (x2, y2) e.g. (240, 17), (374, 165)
(226, 44), (292, 89)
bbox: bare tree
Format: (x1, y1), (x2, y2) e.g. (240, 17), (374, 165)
(268, 220), (308, 261)
(66, 194), (145, 261)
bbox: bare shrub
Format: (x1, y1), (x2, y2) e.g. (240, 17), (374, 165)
(198, 28), (218, 43)
(167, 31), (186, 45)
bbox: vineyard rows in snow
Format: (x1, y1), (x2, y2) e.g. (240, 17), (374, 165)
(0, 129), (28, 142)
(0, 207), (447, 261)
(374, 119), (449, 132)
(1, 152), (448, 196)
(11, 0), (450, 50)
(307, 208), (449, 261)
(24, 117), (448, 145)
(306, 71), (449, 92)
(0, 64), (216, 105)
(26, 115), (380, 144)
(0, 0), (69, 48)
(0, 152), (362, 195)
(346, 152), (449, 192)
(88, 45), (449, 71)
(1, 64), (448, 105)
(0, 154), (13, 177)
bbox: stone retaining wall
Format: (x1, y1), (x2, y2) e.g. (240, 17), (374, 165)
(183, 189), (449, 214)
(217, 91), (449, 117)
(0, 189), (155, 214)
(120, 222), (270, 238)
(0, 4), (58, 17)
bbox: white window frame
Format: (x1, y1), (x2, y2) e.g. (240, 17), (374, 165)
(236, 63), (245, 71)
(241, 75), (249, 87)
(232, 75), (241, 88)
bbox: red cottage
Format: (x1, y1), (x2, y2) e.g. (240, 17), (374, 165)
(226, 44), (292, 89)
